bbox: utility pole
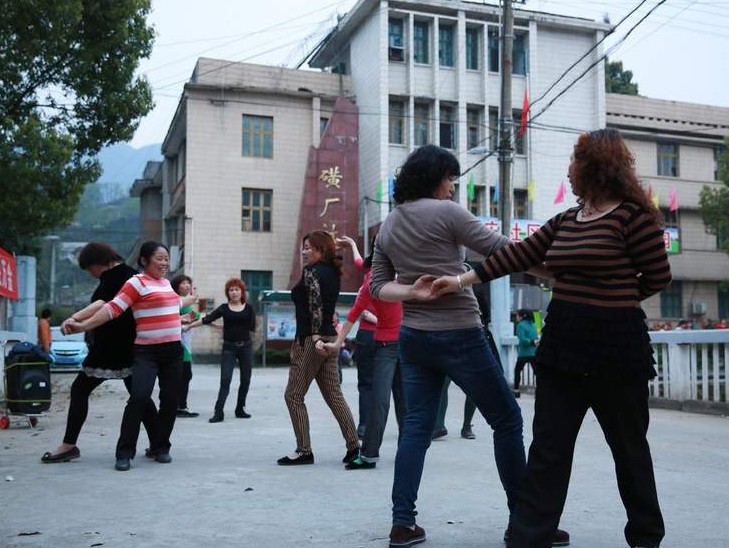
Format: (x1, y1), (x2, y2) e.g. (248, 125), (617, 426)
(490, 0), (515, 367)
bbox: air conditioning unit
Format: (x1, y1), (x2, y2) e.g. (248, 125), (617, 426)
(689, 301), (707, 315)
(388, 46), (405, 62)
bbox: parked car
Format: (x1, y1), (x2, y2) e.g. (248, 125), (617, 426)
(50, 326), (88, 370)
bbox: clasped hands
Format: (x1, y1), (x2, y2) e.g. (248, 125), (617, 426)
(407, 274), (464, 300)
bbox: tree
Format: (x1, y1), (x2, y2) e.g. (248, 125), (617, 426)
(605, 59), (639, 95)
(699, 136), (729, 253)
(0, 0), (154, 253)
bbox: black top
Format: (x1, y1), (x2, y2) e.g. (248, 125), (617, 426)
(291, 262), (340, 343)
(83, 263), (137, 376)
(202, 303), (256, 343)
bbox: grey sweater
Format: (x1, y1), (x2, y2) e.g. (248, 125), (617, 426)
(370, 198), (508, 331)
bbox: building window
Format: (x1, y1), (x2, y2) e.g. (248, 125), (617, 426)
(242, 115), (273, 158)
(489, 107), (499, 151)
(413, 21), (430, 64)
(514, 189), (528, 219)
(487, 27), (499, 72)
(389, 98), (406, 145)
(467, 107), (482, 150)
(439, 104), (456, 149)
(241, 270), (272, 306)
(513, 109), (525, 155)
(466, 27), (480, 70)
(320, 117), (329, 135)
(489, 186), (499, 217)
(714, 145), (725, 181)
(660, 207), (680, 231)
(657, 143), (679, 177)
(388, 18), (405, 61)
(719, 285), (729, 320)
(241, 188), (272, 232)
(438, 24), (454, 67)
(469, 185), (487, 216)
(513, 32), (528, 75)
(660, 280), (682, 318)
(414, 102), (430, 146)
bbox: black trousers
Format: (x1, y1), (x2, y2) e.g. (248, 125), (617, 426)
(509, 367), (664, 548)
(214, 341), (253, 414)
(116, 342), (182, 459)
(513, 356), (535, 390)
(63, 372), (157, 446)
(179, 360), (193, 409)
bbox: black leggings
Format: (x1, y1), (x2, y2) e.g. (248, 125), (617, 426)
(513, 356), (535, 390)
(63, 372), (157, 446)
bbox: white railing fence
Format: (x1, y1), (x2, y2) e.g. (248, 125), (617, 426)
(507, 330), (728, 412)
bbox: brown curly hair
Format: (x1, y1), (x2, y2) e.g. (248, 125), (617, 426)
(570, 129), (663, 226)
(224, 277), (247, 304)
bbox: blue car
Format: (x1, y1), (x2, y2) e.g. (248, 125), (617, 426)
(50, 327), (88, 370)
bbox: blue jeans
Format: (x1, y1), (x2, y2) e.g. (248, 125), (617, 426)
(361, 341), (406, 462)
(353, 329), (376, 436)
(392, 326), (525, 526)
(214, 341), (253, 414)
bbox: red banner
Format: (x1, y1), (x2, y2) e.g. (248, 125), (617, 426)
(0, 246), (18, 300)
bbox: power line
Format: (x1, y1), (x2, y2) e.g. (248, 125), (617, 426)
(530, 0), (670, 124)
(529, 0), (650, 109)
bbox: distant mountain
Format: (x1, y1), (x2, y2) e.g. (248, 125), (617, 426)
(96, 142), (162, 191)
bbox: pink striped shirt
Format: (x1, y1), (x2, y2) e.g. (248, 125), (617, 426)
(104, 274), (182, 345)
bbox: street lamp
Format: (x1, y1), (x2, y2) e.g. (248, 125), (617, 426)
(43, 235), (60, 305)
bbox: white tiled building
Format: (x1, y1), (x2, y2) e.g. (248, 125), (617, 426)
(153, 59), (354, 353)
(309, 0), (611, 238)
(607, 94), (729, 324)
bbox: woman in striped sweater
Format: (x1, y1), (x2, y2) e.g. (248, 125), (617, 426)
(433, 129), (671, 548)
(64, 241), (195, 472)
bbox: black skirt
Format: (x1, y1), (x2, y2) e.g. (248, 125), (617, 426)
(536, 299), (657, 381)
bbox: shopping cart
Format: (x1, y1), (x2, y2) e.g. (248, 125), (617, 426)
(1, 341), (52, 429)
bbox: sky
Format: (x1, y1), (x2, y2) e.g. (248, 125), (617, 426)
(130, 0), (729, 148)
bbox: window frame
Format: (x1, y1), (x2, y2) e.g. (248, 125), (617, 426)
(467, 106), (482, 150)
(388, 18), (405, 62)
(466, 26), (480, 70)
(513, 31), (528, 76)
(439, 104), (456, 150)
(657, 142), (679, 177)
(660, 280), (683, 318)
(242, 115), (273, 159)
(241, 188), (273, 232)
(389, 98), (406, 145)
(438, 23), (454, 67)
(414, 102), (430, 147)
(413, 20), (430, 64)
(487, 26), (499, 72)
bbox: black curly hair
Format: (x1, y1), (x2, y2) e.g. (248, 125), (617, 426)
(392, 145), (461, 204)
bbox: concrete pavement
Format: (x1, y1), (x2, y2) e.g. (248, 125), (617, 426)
(1, 364), (728, 548)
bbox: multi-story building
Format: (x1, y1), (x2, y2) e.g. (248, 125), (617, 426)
(607, 93), (729, 324)
(309, 0), (611, 241)
(143, 59), (359, 352)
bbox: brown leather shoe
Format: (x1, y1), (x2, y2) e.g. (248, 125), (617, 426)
(389, 524), (426, 547)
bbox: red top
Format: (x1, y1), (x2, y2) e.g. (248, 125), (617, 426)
(346, 273), (402, 342)
(352, 259), (376, 332)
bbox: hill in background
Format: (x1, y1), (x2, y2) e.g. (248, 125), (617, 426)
(97, 142), (162, 195)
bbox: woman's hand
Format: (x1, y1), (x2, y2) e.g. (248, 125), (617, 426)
(61, 319), (84, 335)
(430, 275), (460, 297)
(336, 235), (356, 249)
(313, 339), (329, 356)
(409, 275), (438, 300)
(321, 341), (341, 355)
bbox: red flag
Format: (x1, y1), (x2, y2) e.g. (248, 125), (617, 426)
(669, 187), (679, 212)
(553, 179), (566, 204)
(519, 89), (530, 136)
